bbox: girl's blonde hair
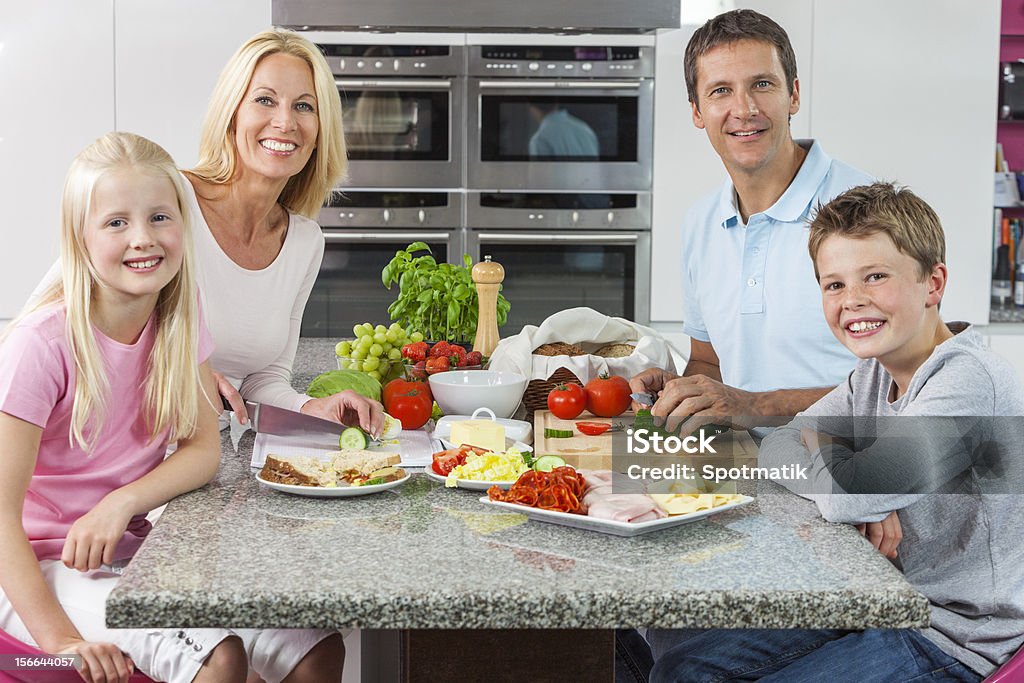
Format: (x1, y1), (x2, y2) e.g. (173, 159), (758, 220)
(12, 132), (205, 452)
(190, 29), (347, 218)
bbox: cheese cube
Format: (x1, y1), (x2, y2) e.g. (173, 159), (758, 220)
(450, 419), (506, 453)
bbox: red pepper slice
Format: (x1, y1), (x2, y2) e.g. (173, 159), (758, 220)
(575, 421), (612, 436)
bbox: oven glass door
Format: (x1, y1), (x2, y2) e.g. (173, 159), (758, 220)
(337, 79), (461, 187)
(301, 231), (456, 337)
(469, 80), (653, 191)
(468, 232), (649, 334)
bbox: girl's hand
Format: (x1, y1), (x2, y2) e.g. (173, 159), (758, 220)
(301, 391), (384, 438)
(60, 495), (134, 572)
(56, 638), (134, 683)
(213, 371), (248, 425)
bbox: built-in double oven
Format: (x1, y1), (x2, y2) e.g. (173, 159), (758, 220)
(302, 37), (654, 336)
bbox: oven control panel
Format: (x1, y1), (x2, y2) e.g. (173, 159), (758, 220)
(469, 45), (653, 78)
(318, 44), (465, 76)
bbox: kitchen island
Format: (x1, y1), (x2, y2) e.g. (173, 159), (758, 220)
(106, 339), (929, 679)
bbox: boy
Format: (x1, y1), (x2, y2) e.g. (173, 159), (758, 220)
(647, 183), (1024, 682)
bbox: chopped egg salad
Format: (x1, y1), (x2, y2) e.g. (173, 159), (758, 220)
(445, 447), (531, 487)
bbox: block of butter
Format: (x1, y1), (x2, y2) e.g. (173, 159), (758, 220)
(450, 419), (506, 454)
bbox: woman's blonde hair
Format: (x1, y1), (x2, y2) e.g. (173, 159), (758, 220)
(11, 132), (205, 452)
(190, 29), (347, 218)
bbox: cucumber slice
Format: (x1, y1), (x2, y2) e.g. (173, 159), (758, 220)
(339, 427), (368, 450)
(533, 454), (567, 472)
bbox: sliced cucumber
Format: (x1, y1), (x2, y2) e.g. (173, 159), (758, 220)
(533, 454), (567, 472)
(339, 427), (368, 450)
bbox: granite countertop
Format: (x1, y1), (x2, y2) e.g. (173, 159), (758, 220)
(106, 339), (929, 630)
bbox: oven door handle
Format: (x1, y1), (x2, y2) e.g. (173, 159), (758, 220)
(323, 231), (451, 243)
(475, 232), (638, 243)
(477, 80), (640, 90)
(334, 79), (453, 89)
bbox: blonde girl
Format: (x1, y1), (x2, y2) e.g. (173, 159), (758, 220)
(0, 132), (342, 683)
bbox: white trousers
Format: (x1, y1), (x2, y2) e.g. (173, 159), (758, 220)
(0, 560), (339, 683)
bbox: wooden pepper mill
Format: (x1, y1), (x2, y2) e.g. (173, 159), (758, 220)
(472, 255), (504, 357)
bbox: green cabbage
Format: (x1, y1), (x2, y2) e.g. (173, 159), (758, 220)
(306, 369), (382, 401)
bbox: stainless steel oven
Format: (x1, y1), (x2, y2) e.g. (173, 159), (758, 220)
(466, 191), (651, 333)
(467, 45), (654, 191)
(302, 191), (465, 336)
(318, 43), (465, 188)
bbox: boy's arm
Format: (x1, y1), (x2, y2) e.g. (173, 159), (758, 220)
(62, 362), (222, 572)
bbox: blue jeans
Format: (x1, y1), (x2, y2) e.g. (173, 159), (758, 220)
(646, 628), (982, 683)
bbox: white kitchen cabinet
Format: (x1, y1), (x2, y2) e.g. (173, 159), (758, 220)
(650, 0), (1000, 328)
(0, 0), (115, 319)
(114, 0), (272, 168)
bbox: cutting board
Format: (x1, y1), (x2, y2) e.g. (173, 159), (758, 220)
(533, 409), (758, 470)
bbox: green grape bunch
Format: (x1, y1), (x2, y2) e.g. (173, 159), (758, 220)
(335, 322), (424, 382)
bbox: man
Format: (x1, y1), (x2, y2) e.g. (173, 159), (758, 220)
(629, 9), (873, 435)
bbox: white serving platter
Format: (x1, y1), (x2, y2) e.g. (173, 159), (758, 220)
(477, 494), (754, 537)
(255, 471), (410, 497)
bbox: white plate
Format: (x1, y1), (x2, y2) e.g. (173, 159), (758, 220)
(477, 494), (754, 537)
(423, 466), (518, 491)
(255, 471), (411, 497)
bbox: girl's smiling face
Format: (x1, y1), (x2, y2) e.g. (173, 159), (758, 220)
(816, 231), (946, 381)
(83, 168), (183, 306)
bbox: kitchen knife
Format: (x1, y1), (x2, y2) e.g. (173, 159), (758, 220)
(245, 400), (348, 441)
(630, 392), (656, 407)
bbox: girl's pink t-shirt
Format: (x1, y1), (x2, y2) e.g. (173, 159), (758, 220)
(0, 305), (214, 561)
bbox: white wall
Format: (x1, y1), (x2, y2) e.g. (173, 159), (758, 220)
(0, 1), (115, 318)
(650, 0), (1000, 328)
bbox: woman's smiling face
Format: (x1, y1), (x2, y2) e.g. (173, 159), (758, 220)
(233, 52), (319, 183)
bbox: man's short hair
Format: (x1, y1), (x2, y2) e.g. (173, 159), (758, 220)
(684, 9), (798, 107)
(808, 182), (947, 281)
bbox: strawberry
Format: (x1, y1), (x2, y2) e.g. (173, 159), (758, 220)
(428, 341), (451, 359)
(449, 344), (467, 358)
(401, 342), (428, 363)
(425, 356), (450, 374)
(465, 351), (484, 367)
(455, 353), (471, 367)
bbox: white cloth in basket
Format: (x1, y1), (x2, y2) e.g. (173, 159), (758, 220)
(487, 307), (678, 383)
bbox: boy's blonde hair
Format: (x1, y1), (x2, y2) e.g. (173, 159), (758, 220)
(189, 29), (347, 218)
(808, 182), (946, 281)
(11, 132), (205, 452)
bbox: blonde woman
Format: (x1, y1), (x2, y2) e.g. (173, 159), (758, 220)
(31, 30), (383, 436)
(0, 132), (343, 683)
(186, 30), (383, 435)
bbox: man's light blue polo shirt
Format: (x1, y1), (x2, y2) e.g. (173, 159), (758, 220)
(680, 139), (873, 393)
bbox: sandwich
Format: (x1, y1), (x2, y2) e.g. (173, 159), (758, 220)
(260, 455), (337, 487)
(331, 450), (403, 485)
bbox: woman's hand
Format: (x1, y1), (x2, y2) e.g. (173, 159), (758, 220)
(302, 390), (385, 438)
(213, 371), (247, 425)
(56, 638), (134, 683)
(856, 510), (903, 560)
(60, 494), (134, 572)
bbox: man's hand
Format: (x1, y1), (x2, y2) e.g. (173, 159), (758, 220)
(302, 390), (385, 438)
(61, 494), (134, 572)
(856, 510), (902, 560)
(627, 368), (679, 411)
(213, 371), (247, 425)
(653, 374), (760, 434)
(56, 638), (134, 683)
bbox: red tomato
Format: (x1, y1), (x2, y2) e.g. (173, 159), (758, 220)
(432, 450), (465, 475)
(575, 421), (611, 436)
(547, 382), (586, 419)
(383, 378), (431, 405)
(384, 385), (432, 430)
(584, 374), (631, 417)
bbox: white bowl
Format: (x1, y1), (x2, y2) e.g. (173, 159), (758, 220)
(428, 370), (527, 419)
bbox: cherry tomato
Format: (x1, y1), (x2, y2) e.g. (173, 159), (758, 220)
(575, 421), (611, 436)
(584, 374), (631, 417)
(383, 385), (432, 430)
(547, 382), (586, 419)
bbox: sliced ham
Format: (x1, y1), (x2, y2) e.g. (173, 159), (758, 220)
(579, 469), (666, 523)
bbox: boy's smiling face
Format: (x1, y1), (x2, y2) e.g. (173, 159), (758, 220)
(816, 232), (947, 379)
